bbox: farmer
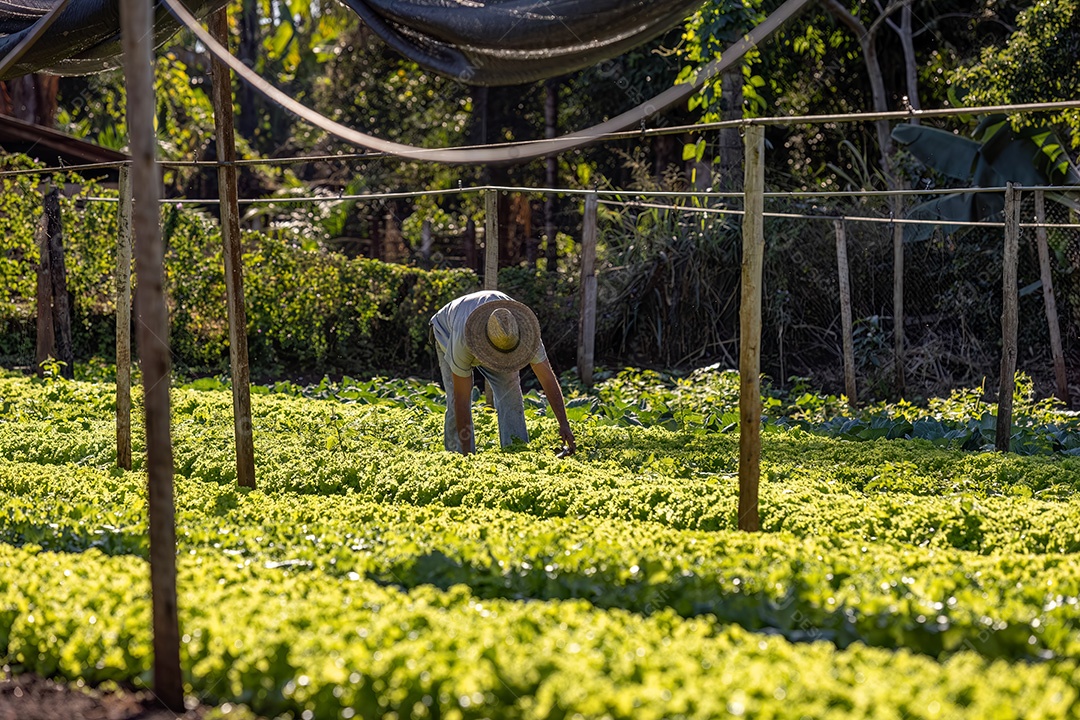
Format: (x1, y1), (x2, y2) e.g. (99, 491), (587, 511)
(430, 290), (576, 456)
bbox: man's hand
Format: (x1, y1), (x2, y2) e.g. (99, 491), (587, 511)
(557, 422), (576, 456)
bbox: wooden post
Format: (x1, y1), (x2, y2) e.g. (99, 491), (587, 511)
(34, 214), (54, 373)
(891, 198), (906, 395)
(1034, 190), (1070, 405)
(738, 124), (764, 533)
(577, 192), (598, 387)
(45, 187), (74, 379)
(996, 183), (1021, 452)
(121, 0), (183, 710)
(484, 189), (498, 290)
(116, 166), (133, 471)
(834, 218), (858, 405)
(210, 7), (256, 489)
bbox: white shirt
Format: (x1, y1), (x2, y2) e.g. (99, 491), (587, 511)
(431, 290), (548, 376)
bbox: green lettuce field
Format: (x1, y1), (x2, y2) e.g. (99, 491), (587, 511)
(1, 367), (1079, 718)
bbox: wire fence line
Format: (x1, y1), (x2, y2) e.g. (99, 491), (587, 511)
(588, 186), (1079, 405)
(66, 183), (1080, 229)
(3, 81), (1077, 404)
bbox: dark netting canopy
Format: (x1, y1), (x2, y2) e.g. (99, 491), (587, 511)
(0, 0), (227, 79)
(0, 0), (705, 85)
(336, 0), (707, 86)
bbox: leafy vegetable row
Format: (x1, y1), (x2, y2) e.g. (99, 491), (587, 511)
(2, 460), (1079, 662)
(1, 544), (1077, 720)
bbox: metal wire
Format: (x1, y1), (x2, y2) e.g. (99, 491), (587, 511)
(596, 198), (1080, 229)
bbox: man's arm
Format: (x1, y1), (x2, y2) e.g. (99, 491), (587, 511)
(452, 372), (474, 455)
(530, 359), (576, 455)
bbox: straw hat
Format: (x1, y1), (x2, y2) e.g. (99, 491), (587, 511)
(464, 299), (542, 372)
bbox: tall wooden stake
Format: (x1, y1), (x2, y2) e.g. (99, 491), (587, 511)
(484, 189), (499, 290)
(121, 0), (183, 709)
(834, 218), (858, 405)
(577, 191), (598, 387)
(116, 166), (133, 471)
(210, 7), (256, 488)
(996, 183), (1021, 452)
(891, 198), (906, 395)
(45, 187), (74, 379)
(1034, 190), (1070, 405)
(738, 125), (764, 532)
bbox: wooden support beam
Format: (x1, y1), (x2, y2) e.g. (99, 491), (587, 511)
(116, 166), (133, 471)
(45, 186), (74, 379)
(484, 188), (498, 290)
(834, 218), (858, 406)
(1034, 190), (1070, 405)
(577, 191), (598, 387)
(996, 183), (1021, 452)
(738, 125), (764, 533)
(121, 0), (182, 709)
(210, 7), (256, 489)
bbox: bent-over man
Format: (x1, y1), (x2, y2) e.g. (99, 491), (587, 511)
(430, 290), (576, 456)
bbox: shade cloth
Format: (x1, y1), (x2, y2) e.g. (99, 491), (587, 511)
(0, 0), (704, 85)
(0, 0), (226, 79)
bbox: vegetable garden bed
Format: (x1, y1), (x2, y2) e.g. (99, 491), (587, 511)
(0, 368), (1077, 718)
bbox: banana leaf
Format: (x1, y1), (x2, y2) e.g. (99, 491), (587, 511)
(892, 116), (1080, 242)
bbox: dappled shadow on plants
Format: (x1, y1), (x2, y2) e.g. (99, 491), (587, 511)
(357, 548), (1056, 666)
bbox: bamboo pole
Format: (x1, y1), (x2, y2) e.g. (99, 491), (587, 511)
(210, 7), (256, 489)
(1034, 190), (1070, 405)
(116, 166), (133, 471)
(120, 0), (183, 709)
(577, 191), (598, 387)
(834, 218), (858, 405)
(738, 125), (764, 533)
(891, 199), (905, 395)
(484, 189), (498, 290)
(996, 183), (1021, 452)
(45, 187), (74, 379)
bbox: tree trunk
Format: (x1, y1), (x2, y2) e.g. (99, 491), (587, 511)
(45, 187), (73, 379)
(896, 3), (920, 123)
(237, 0), (260, 140)
(0, 74), (58, 125)
(823, 0), (907, 183)
(34, 214), (54, 373)
(545, 79), (559, 272)
(716, 67), (745, 191)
